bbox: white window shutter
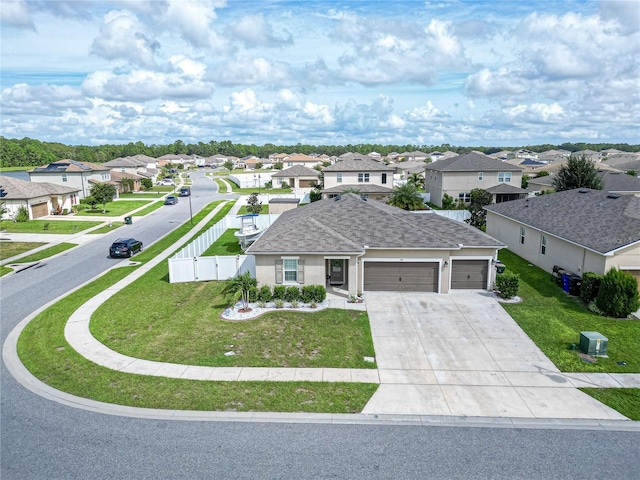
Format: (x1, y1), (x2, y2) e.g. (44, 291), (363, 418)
(275, 259), (283, 284)
(297, 259), (305, 284)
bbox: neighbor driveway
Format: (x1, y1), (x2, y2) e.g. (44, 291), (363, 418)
(362, 291), (626, 419)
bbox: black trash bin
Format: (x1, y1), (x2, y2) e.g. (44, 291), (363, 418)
(568, 274), (582, 296)
(124, 216), (132, 225)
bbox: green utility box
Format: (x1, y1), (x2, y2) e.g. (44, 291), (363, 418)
(124, 216), (133, 225)
(579, 331), (608, 356)
(495, 261), (506, 274)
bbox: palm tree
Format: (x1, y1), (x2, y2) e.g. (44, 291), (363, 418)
(406, 172), (424, 190)
(388, 183), (425, 210)
(223, 271), (257, 311)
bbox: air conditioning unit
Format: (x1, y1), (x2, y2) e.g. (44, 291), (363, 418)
(579, 331), (608, 356)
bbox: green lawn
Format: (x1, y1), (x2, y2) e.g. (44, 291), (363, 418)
(88, 222), (124, 234)
(0, 166), (37, 172)
(237, 205), (269, 215)
(0, 220), (103, 234)
(74, 200), (152, 216)
(119, 192), (166, 198)
(10, 242), (76, 263)
(498, 250), (640, 373)
(0, 241), (46, 260)
(201, 229), (242, 256)
(133, 201), (165, 216)
(148, 186), (175, 192)
(0, 265), (12, 276)
(17, 201), (377, 413)
(579, 388), (640, 420)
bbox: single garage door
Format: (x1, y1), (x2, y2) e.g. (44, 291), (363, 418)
(451, 259), (488, 289)
(299, 179), (314, 188)
(31, 202), (48, 219)
(364, 261), (438, 292)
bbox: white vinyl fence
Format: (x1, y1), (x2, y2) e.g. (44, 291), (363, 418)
(412, 209), (471, 223)
(168, 214), (279, 283)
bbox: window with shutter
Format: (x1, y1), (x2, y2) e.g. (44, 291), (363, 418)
(275, 259), (283, 284)
(297, 259), (305, 284)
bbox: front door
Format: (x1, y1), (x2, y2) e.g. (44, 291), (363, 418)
(330, 259), (345, 285)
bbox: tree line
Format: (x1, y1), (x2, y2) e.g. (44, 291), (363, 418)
(1, 136), (639, 168)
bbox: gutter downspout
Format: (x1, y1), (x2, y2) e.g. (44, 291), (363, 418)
(355, 247), (367, 295)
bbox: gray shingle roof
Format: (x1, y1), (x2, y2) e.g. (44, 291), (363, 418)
(0, 175), (80, 199)
(425, 152), (524, 172)
(323, 157), (394, 172)
(271, 165), (320, 178)
(484, 184), (529, 194)
(485, 189), (640, 254)
(322, 184), (394, 194)
(247, 193), (504, 254)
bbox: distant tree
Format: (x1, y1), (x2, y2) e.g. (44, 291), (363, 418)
(246, 192), (262, 214)
(274, 161), (283, 170)
(626, 170), (637, 177)
(521, 174), (530, 189)
(465, 188), (492, 229)
(0, 200), (6, 219)
(441, 193), (455, 209)
(535, 171), (549, 177)
(388, 183), (425, 210)
(255, 162), (263, 169)
(119, 177), (134, 193)
(90, 183), (117, 213)
(552, 155), (604, 191)
(223, 160), (235, 172)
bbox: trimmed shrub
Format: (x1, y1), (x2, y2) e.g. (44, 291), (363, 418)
(580, 272), (602, 304)
(257, 285), (272, 303)
(494, 272), (520, 299)
(15, 205), (29, 222)
(247, 286), (259, 303)
(285, 286), (300, 302)
(312, 285), (327, 303)
(272, 285), (286, 300)
(301, 285), (315, 303)
(595, 269), (640, 318)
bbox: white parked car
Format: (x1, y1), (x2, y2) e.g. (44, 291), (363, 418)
(157, 179), (175, 186)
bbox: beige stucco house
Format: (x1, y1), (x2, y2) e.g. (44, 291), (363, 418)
(0, 175), (80, 219)
(322, 157), (395, 201)
(246, 194), (504, 295)
(425, 152), (526, 207)
(271, 165), (320, 189)
(28, 160), (111, 199)
(485, 189), (640, 290)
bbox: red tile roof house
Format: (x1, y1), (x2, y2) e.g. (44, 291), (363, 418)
(28, 160), (111, 199)
(0, 175), (80, 219)
(246, 193), (504, 295)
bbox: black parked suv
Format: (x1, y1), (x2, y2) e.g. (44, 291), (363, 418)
(109, 238), (143, 258)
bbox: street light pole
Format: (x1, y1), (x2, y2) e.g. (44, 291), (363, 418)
(258, 174), (261, 196)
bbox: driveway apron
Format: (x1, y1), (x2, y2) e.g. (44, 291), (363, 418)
(362, 291), (626, 419)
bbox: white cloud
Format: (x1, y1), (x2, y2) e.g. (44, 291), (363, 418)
(231, 13), (292, 48)
(91, 10), (159, 67)
(464, 68), (530, 98)
(0, 0), (34, 29)
(216, 57), (292, 87)
(164, 0), (227, 51)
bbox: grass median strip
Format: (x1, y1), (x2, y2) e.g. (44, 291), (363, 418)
(75, 200), (152, 217)
(17, 200), (377, 412)
(578, 388), (640, 420)
(11, 243), (77, 263)
(1, 220), (102, 234)
(1, 242), (47, 260)
(88, 222), (124, 234)
(132, 201), (165, 217)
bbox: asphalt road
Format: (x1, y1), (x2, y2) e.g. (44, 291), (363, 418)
(1, 172), (638, 479)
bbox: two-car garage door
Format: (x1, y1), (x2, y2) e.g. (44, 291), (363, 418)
(364, 262), (439, 292)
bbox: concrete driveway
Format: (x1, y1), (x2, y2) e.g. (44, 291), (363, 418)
(362, 291), (626, 419)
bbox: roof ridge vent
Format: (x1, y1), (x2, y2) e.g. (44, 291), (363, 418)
(578, 189), (589, 193)
(606, 193), (620, 199)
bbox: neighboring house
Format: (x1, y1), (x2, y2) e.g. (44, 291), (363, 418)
(424, 152), (526, 207)
(29, 160), (110, 199)
(246, 193), (504, 295)
(527, 170), (640, 196)
(400, 150), (428, 161)
(485, 189), (640, 290)
(0, 175), (80, 219)
(322, 157), (395, 200)
(269, 153), (290, 162)
(109, 171), (144, 193)
(271, 165), (320, 189)
(507, 149), (538, 160)
(268, 198), (300, 214)
(243, 158), (263, 170)
(282, 154), (322, 168)
(103, 155), (158, 182)
(157, 154), (195, 168)
(489, 150), (512, 161)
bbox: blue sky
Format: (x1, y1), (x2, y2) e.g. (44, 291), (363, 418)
(1, 0), (638, 147)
